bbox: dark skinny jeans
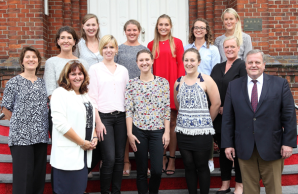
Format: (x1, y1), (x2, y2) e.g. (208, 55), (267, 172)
(133, 125), (164, 194)
(98, 111), (127, 194)
(179, 148), (211, 194)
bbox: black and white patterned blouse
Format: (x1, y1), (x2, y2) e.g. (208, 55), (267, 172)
(83, 101), (93, 141)
(1, 75), (49, 146)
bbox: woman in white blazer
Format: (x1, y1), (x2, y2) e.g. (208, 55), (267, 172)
(50, 60), (105, 194)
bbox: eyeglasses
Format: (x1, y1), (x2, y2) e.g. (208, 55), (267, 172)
(194, 26), (206, 30)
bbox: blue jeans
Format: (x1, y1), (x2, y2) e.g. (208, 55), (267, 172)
(98, 111), (127, 194)
(133, 125), (164, 194)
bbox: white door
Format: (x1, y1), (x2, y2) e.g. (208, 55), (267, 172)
(87, 0), (189, 46)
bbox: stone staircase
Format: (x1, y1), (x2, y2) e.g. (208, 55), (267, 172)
(0, 120), (297, 194)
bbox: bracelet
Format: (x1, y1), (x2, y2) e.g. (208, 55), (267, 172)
(80, 140), (85, 147)
(93, 137), (98, 139)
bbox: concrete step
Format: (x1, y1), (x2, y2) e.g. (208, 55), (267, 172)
(0, 164), (297, 183)
(88, 185), (298, 194)
(0, 147), (297, 174)
(0, 135), (52, 145)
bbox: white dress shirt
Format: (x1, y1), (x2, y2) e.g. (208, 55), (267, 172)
(247, 74), (263, 102)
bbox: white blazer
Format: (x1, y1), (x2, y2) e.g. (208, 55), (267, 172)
(50, 87), (96, 170)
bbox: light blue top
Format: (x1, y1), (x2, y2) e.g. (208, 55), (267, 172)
(184, 42), (220, 75)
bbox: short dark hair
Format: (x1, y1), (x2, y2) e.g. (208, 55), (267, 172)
(136, 49), (153, 61)
(55, 26), (79, 52)
(183, 48), (201, 62)
(58, 60), (89, 94)
(19, 46), (42, 75)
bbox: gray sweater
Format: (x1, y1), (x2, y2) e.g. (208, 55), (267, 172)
(214, 32), (252, 63)
(43, 57), (89, 96)
(114, 44), (148, 79)
(73, 38), (103, 66)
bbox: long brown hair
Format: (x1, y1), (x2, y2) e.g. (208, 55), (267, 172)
(188, 18), (213, 49)
(81, 14), (100, 42)
(152, 14), (176, 59)
(58, 60), (89, 94)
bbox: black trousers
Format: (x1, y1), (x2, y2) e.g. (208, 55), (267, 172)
(179, 148), (211, 194)
(133, 125), (164, 194)
(213, 133), (242, 183)
(98, 112), (127, 194)
(10, 143), (48, 194)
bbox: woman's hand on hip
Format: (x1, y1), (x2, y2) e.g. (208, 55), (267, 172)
(128, 134), (140, 152)
(162, 132), (170, 149)
(96, 122), (106, 142)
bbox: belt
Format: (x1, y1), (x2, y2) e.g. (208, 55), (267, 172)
(99, 111), (124, 115)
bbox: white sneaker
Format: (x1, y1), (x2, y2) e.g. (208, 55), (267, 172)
(208, 160), (214, 172)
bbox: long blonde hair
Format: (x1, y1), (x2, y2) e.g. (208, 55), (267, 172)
(152, 14), (176, 59)
(221, 8), (243, 45)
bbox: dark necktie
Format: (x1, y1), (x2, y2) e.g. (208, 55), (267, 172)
(251, 80), (258, 112)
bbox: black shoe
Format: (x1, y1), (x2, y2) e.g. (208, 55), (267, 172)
(216, 188), (231, 194)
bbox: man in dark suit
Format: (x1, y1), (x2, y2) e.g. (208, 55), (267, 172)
(221, 49), (297, 194)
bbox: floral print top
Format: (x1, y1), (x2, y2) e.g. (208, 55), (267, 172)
(125, 76), (171, 130)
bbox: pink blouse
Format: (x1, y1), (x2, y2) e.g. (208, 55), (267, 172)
(88, 62), (129, 113)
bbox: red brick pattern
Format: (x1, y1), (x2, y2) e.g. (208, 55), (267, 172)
(236, 0), (270, 53)
(0, 0), (9, 60)
(268, 0), (298, 56)
(6, 0), (46, 58)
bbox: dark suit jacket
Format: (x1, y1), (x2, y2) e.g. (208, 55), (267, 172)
(221, 73), (297, 161)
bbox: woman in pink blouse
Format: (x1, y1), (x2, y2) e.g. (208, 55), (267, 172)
(88, 35), (129, 194)
(125, 49), (170, 194)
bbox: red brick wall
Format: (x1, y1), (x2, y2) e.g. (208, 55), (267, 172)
(268, 0), (298, 56)
(0, 0), (9, 60)
(236, 0), (270, 53)
(7, 0), (46, 58)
